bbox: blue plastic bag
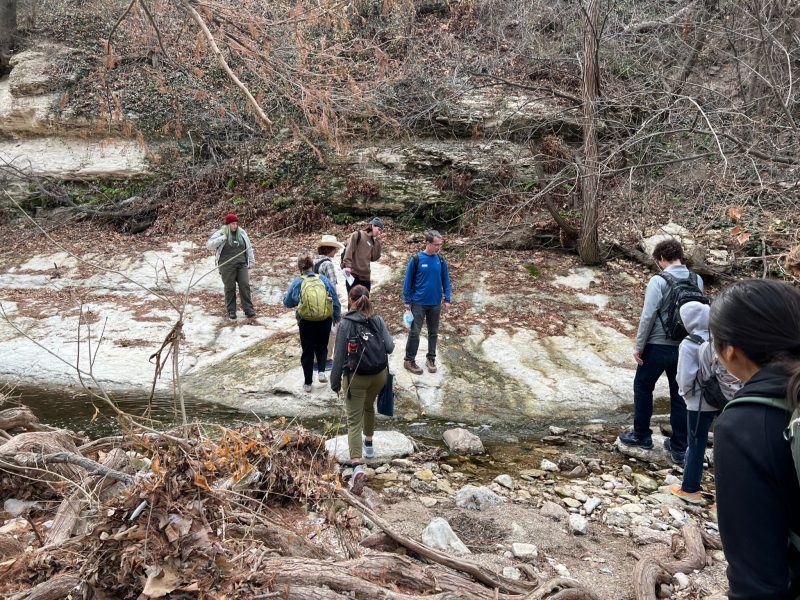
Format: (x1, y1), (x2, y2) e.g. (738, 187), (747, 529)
(377, 372), (394, 417)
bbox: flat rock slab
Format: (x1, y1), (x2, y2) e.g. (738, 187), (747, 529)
(615, 434), (672, 467)
(325, 430), (414, 464)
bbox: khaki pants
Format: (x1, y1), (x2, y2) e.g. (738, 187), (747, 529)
(344, 368), (387, 459)
(219, 262), (254, 316)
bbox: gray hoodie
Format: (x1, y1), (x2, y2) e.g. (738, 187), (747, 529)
(676, 301), (713, 411)
(635, 264), (704, 351)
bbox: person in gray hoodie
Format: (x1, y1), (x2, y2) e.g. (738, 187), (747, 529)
(329, 285), (394, 494)
(671, 301), (742, 504)
(619, 238), (704, 464)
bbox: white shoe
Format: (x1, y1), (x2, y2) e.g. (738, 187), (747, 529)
(303, 383), (312, 393)
(363, 438), (375, 459)
(318, 371), (328, 383)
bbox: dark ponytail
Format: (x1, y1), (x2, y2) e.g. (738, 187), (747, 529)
(349, 285), (374, 319)
(710, 279), (800, 409)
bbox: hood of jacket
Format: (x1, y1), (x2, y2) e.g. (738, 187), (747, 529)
(679, 301), (710, 336)
(343, 310), (371, 324)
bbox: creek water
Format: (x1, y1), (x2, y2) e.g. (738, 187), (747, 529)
(9, 384), (638, 447)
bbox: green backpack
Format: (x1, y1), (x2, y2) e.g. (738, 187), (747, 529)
(297, 274), (333, 321)
(724, 395), (800, 550)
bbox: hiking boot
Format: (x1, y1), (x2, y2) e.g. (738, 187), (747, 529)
(228, 313), (237, 320)
(303, 383), (312, 393)
(669, 483), (702, 505)
(318, 371), (328, 383)
(363, 438), (374, 459)
(404, 359), (423, 375)
(664, 439), (686, 466)
(245, 312), (256, 319)
(618, 431), (654, 450)
(350, 465), (367, 496)
(426, 357), (437, 373)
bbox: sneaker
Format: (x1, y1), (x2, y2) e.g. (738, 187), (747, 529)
(664, 439), (686, 466)
(318, 371), (328, 383)
(404, 359), (423, 375)
(350, 464), (367, 495)
(618, 431), (654, 449)
(426, 357), (437, 373)
(245, 312), (256, 319)
(363, 438), (374, 459)
(303, 383), (312, 393)
(325, 359), (334, 370)
(668, 483), (702, 505)
(228, 313), (237, 320)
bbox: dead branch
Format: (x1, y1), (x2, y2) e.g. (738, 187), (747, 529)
(524, 578), (605, 599)
(177, 0), (272, 130)
(337, 489), (535, 595)
(6, 575), (82, 600)
(634, 524), (707, 600)
(1, 450), (133, 484)
(624, 0), (701, 33)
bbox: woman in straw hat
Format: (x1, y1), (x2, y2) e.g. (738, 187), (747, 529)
(314, 234), (345, 371)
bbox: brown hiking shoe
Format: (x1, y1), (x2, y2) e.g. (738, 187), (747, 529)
(404, 359), (423, 375)
(426, 358), (437, 373)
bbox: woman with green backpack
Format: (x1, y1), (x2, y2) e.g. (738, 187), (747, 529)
(711, 279), (800, 599)
(283, 254), (341, 392)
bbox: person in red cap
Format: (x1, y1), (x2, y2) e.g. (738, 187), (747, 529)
(206, 213), (256, 320)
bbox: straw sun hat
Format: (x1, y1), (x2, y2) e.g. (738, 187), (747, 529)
(318, 234), (345, 251)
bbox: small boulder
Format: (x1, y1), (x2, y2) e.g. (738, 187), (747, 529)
(421, 518), (470, 555)
(583, 497), (602, 515)
(502, 566), (522, 580)
(455, 485), (505, 511)
(511, 542), (538, 559)
(494, 474), (514, 490)
(540, 500), (569, 521)
(569, 514), (588, 535)
(540, 459), (559, 472)
(632, 473), (659, 493)
(325, 431), (413, 464)
(442, 428), (485, 454)
(549, 425), (568, 435)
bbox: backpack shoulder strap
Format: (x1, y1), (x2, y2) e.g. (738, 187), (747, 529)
(657, 271), (677, 285)
(686, 334), (703, 345)
(723, 395), (789, 412)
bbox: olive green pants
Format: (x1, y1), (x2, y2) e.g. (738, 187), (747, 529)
(344, 368), (388, 460)
(219, 262), (254, 316)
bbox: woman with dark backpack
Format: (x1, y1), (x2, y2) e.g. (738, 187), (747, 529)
(711, 279), (800, 599)
(329, 285), (394, 494)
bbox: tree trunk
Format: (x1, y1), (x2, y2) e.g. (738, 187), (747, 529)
(0, 0), (17, 74)
(578, 0), (602, 265)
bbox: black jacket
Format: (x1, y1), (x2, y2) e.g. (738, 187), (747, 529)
(714, 364), (800, 600)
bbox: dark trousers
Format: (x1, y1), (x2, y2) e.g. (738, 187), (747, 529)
(683, 409), (718, 492)
(345, 274), (371, 294)
(404, 303), (442, 361)
(298, 318), (332, 384)
(633, 343), (687, 452)
(219, 262), (254, 316)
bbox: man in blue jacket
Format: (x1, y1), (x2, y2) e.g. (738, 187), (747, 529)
(402, 230), (452, 375)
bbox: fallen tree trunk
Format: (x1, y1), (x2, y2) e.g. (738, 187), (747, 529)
(7, 575), (82, 600)
(0, 407), (48, 433)
(338, 489), (535, 595)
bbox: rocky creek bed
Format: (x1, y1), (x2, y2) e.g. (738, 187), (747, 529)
(0, 402), (730, 599)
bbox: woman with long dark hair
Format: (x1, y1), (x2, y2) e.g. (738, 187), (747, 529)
(329, 285), (393, 494)
(711, 279), (800, 599)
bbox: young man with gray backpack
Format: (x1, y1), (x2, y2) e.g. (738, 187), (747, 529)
(670, 301), (741, 504)
(283, 254), (341, 392)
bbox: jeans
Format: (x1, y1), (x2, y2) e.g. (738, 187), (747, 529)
(346, 274), (371, 293)
(404, 303), (442, 361)
(682, 409), (718, 492)
(633, 343), (687, 452)
(298, 317), (332, 384)
(219, 262), (254, 316)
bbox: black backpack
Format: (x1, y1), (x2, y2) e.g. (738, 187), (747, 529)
(313, 257), (332, 274)
(656, 272), (708, 341)
(685, 334), (731, 410)
(345, 315), (388, 375)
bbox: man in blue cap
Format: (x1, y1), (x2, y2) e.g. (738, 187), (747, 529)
(342, 217), (384, 293)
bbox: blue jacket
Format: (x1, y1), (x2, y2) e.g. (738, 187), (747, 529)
(403, 252), (452, 305)
(283, 272), (341, 321)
